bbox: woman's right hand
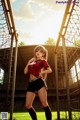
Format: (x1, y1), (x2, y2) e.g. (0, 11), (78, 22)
(24, 57), (35, 74)
(28, 57), (35, 64)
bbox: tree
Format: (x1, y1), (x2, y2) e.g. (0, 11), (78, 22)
(74, 39), (80, 47)
(45, 37), (56, 45)
(18, 41), (26, 46)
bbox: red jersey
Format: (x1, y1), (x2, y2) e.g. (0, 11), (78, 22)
(28, 59), (49, 77)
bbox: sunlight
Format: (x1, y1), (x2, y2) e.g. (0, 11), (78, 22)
(12, 0), (66, 45)
(18, 9), (65, 45)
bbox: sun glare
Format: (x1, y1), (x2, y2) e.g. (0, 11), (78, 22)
(15, 0), (66, 45)
(18, 9), (65, 45)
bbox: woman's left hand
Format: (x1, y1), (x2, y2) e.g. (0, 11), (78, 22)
(39, 72), (43, 78)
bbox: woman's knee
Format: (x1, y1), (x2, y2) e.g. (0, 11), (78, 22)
(25, 103), (32, 109)
(41, 101), (48, 107)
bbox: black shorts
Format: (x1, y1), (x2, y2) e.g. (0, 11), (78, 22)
(27, 78), (47, 92)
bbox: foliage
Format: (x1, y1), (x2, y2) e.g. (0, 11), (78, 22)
(18, 41), (26, 46)
(74, 39), (80, 47)
(45, 37), (56, 45)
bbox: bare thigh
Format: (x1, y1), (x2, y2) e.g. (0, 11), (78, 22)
(38, 87), (48, 107)
(25, 92), (36, 109)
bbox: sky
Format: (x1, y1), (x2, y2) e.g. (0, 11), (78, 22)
(10, 0), (67, 45)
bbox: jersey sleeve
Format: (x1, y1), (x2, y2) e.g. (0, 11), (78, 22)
(41, 60), (49, 69)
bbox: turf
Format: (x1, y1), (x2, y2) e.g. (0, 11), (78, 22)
(8, 112), (80, 120)
(8, 112), (57, 120)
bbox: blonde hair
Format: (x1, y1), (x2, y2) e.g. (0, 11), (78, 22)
(34, 45), (48, 60)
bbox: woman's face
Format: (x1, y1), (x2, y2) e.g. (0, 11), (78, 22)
(35, 49), (45, 59)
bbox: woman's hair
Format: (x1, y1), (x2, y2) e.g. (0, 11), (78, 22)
(34, 45), (48, 60)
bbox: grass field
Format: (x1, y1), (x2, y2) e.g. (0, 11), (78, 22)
(7, 112), (80, 120)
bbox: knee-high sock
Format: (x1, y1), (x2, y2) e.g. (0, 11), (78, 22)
(27, 107), (37, 120)
(44, 106), (52, 120)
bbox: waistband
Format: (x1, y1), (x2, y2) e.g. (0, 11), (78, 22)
(29, 77), (44, 82)
(29, 78), (39, 82)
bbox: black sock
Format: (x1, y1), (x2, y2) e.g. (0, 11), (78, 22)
(27, 107), (37, 120)
(44, 106), (52, 120)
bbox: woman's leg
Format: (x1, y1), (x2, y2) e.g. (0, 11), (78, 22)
(38, 87), (52, 120)
(25, 92), (37, 120)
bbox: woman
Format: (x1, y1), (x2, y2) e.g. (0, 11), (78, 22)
(24, 45), (52, 120)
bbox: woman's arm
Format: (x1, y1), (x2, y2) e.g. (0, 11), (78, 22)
(41, 67), (52, 74)
(24, 63), (29, 74)
(24, 57), (35, 74)
(39, 67), (52, 78)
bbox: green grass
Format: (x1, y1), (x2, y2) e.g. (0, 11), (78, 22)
(8, 112), (57, 120)
(8, 112), (80, 120)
